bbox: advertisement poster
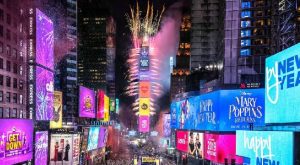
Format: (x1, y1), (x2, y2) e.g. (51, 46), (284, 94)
(97, 90), (105, 119)
(35, 131), (48, 165)
(87, 127), (100, 151)
(98, 127), (108, 148)
(188, 132), (204, 159)
(0, 119), (33, 164)
(204, 133), (243, 164)
(109, 99), (115, 112)
(265, 43), (300, 123)
(139, 116), (150, 133)
(139, 98), (150, 116)
(139, 81), (150, 98)
(36, 66), (54, 120)
(36, 9), (54, 70)
(50, 91), (63, 128)
(72, 134), (80, 164)
(197, 92), (218, 131)
(163, 114), (171, 137)
(81, 127), (89, 152)
(139, 47), (149, 71)
(176, 130), (188, 152)
(103, 95), (110, 122)
(50, 134), (75, 165)
(236, 131), (294, 165)
(79, 86), (95, 118)
(170, 102), (178, 129)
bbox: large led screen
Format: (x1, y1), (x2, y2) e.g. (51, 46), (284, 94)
(36, 9), (54, 70)
(35, 131), (48, 165)
(197, 92), (218, 131)
(50, 134), (78, 165)
(265, 43), (300, 123)
(188, 132), (204, 159)
(139, 98), (150, 116)
(97, 90), (104, 119)
(87, 127), (100, 151)
(176, 130), (188, 152)
(98, 127), (108, 148)
(139, 116), (150, 133)
(103, 95), (110, 121)
(163, 114), (171, 137)
(236, 131), (294, 165)
(36, 66), (54, 120)
(170, 102), (178, 129)
(0, 119), (33, 164)
(79, 86), (96, 118)
(139, 47), (149, 71)
(204, 133), (243, 164)
(50, 91), (63, 128)
(139, 81), (150, 98)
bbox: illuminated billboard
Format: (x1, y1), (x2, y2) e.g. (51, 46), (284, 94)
(139, 116), (150, 133)
(97, 90), (104, 119)
(139, 47), (149, 71)
(87, 127), (100, 151)
(79, 86), (96, 118)
(139, 98), (150, 116)
(35, 131), (48, 165)
(139, 81), (150, 98)
(36, 66), (54, 120)
(50, 134), (79, 165)
(265, 43), (300, 123)
(103, 95), (110, 121)
(188, 132), (204, 159)
(0, 119), (33, 164)
(204, 133), (243, 164)
(50, 91), (63, 128)
(81, 128), (89, 152)
(98, 127), (108, 148)
(176, 130), (188, 152)
(109, 99), (115, 112)
(163, 114), (171, 137)
(236, 131), (294, 165)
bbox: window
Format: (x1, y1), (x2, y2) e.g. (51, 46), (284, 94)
(20, 109), (23, 118)
(6, 29), (10, 40)
(241, 2), (251, 9)
(13, 93), (17, 103)
(12, 48), (17, 59)
(0, 42), (3, 53)
(0, 107), (3, 118)
(6, 92), (10, 102)
(19, 94), (23, 104)
(241, 21), (251, 28)
(0, 9), (3, 21)
(13, 63), (17, 74)
(6, 45), (10, 56)
(6, 14), (11, 25)
(240, 49), (251, 56)
(6, 76), (10, 87)
(241, 11), (251, 18)
(241, 39), (251, 47)
(0, 91), (3, 102)
(19, 51), (23, 61)
(0, 74), (3, 85)
(6, 60), (10, 71)
(4, 108), (10, 118)
(0, 25), (3, 37)
(0, 58), (3, 69)
(11, 108), (17, 118)
(19, 80), (23, 90)
(13, 78), (17, 88)
(19, 65), (23, 75)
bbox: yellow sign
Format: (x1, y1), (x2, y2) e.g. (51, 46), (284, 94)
(103, 95), (110, 122)
(50, 91), (63, 129)
(139, 98), (150, 116)
(142, 157), (156, 163)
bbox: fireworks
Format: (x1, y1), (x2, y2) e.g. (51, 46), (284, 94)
(126, 1), (165, 117)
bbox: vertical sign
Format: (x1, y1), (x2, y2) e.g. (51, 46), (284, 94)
(50, 91), (63, 128)
(97, 90), (105, 119)
(35, 131), (48, 165)
(139, 98), (150, 116)
(79, 86), (96, 118)
(103, 95), (110, 122)
(139, 116), (150, 133)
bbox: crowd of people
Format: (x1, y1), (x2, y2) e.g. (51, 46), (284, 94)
(105, 159), (133, 165)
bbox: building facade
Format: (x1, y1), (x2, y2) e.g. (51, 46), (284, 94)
(0, 0), (27, 118)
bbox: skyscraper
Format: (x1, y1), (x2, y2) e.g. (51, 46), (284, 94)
(0, 0), (27, 118)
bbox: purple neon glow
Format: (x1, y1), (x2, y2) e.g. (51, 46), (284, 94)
(79, 86), (96, 118)
(35, 131), (48, 165)
(36, 66), (54, 120)
(0, 119), (33, 164)
(139, 116), (150, 133)
(36, 9), (54, 70)
(98, 127), (108, 148)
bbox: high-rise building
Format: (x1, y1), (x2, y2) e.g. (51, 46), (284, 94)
(77, 0), (110, 90)
(170, 7), (191, 100)
(0, 0), (27, 118)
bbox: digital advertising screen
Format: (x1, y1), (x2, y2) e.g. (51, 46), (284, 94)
(97, 90), (104, 119)
(188, 132), (204, 159)
(79, 86), (96, 118)
(103, 95), (110, 121)
(265, 43), (300, 123)
(139, 81), (150, 98)
(163, 114), (171, 137)
(35, 131), (48, 165)
(36, 9), (54, 70)
(98, 127), (108, 148)
(109, 99), (115, 112)
(139, 47), (149, 71)
(72, 134), (80, 165)
(139, 98), (150, 116)
(36, 66), (54, 120)
(50, 91), (63, 128)
(197, 92), (218, 131)
(204, 133), (243, 164)
(81, 127), (89, 152)
(139, 71), (150, 81)
(170, 102), (178, 129)
(87, 127), (100, 151)
(50, 134), (74, 165)
(176, 130), (188, 152)
(236, 131), (294, 165)
(0, 119), (33, 164)
(139, 116), (150, 133)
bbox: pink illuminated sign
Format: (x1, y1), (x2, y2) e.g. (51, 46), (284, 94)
(139, 116), (149, 133)
(176, 130), (188, 152)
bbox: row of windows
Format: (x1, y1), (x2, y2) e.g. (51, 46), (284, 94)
(0, 90), (24, 104)
(0, 58), (23, 75)
(0, 107), (26, 118)
(0, 42), (24, 60)
(0, 74), (24, 89)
